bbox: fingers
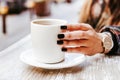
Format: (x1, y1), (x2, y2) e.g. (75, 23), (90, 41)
(59, 23), (93, 40)
(61, 23), (92, 31)
(58, 30), (89, 40)
(57, 39), (95, 56)
(57, 23), (96, 56)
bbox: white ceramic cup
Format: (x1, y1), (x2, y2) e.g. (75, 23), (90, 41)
(31, 19), (67, 63)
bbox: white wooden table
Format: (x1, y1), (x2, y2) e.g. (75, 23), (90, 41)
(0, 35), (120, 80)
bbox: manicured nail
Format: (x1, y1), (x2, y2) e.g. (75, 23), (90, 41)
(62, 48), (67, 52)
(61, 25), (67, 29)
(58, 34), (65, 39)
(57, 40), (63, 45)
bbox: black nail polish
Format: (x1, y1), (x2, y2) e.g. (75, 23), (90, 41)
(58, 34), (65, 39)
(62, 48), (67, 52)
(57, 40), (63, 45)
(61, 25), (67, 29)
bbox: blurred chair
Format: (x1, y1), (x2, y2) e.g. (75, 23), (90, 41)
(0, 1), (9, 34)
(66, 0), (72, 3)
(34, 0), (52, 16)
(6, 0), (26, 14)
(0, 0), (27, 34)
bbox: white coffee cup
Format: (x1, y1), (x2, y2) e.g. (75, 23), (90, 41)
(31, 19), (67, 63)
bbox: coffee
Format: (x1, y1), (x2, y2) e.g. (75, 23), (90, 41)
(33, 21), (53, 25)
(33, 20), (66, 25)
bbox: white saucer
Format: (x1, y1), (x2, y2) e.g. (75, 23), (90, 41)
(20, 49), (86, 69)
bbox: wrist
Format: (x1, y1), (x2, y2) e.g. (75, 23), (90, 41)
(99, 32), (114, 54)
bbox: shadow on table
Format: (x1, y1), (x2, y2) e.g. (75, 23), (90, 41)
(21, 65), (85, 79)
(25, 64), (87, 75)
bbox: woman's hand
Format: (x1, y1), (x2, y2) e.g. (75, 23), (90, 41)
(57, 23), (104, 56)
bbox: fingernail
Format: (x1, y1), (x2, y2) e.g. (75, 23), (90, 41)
(58, 34), (65, 39)
(61, 25), (67, 29)
(57, 40), (63, 45)
(62, 48), (67, 52)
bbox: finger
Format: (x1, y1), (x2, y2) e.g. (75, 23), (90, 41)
(57, 39), (88, 47)
(58, 30), (89, 40)
(61, 23), (92, 31)
(61, 47), (93, 56)
(60, 25), (68, 32)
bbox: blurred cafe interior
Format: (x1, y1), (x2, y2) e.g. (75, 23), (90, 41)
(0, 0), (84, 51)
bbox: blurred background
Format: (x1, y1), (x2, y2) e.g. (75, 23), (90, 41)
(0, 0), (84, 51)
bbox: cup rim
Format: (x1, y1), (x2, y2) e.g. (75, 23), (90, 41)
(31, 19), (67, 27)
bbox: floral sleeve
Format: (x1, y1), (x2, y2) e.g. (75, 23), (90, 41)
(101, 26), (120, 55)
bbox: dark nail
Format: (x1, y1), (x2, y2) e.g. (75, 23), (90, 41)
(57, 40), (63, 45)
(58, 34), (65, 39)
(61, 25), (67, 29)
(62, 48), (67, 52)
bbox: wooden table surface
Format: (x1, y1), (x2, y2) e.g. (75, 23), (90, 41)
(0, 35), (120, 80)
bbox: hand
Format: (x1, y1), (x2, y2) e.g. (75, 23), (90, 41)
(57, 23), (104, 56)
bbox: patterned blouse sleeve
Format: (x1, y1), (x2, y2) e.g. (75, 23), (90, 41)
(101, 26), (120, 55)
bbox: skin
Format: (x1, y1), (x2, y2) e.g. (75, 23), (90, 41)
(58, 23), (104, 56)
